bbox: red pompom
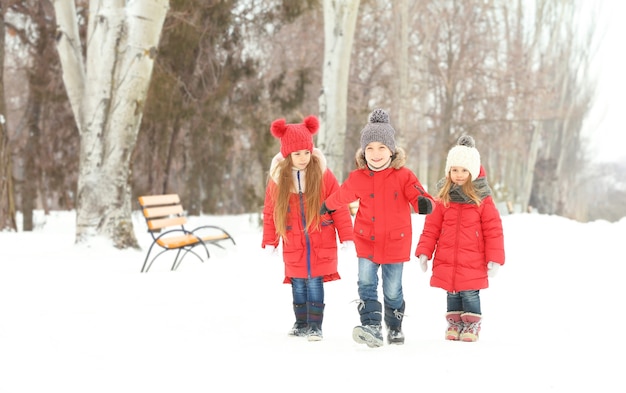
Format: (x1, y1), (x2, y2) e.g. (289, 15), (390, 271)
(270, 118), (287, 138)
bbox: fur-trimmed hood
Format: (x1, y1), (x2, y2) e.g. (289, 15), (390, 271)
(354, 146), (407, 170)
(269, 148), (328, 184)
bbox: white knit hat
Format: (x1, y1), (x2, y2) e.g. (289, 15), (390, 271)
(445, 135), (480, 181)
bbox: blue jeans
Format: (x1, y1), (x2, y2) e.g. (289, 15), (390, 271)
(291, 276), (324, 304)
(357, 258), (404, 310)
(447, 290), (481, 314)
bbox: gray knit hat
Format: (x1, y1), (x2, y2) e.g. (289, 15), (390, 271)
(445, 135), (481, 181)
(360, 109), (396, 153)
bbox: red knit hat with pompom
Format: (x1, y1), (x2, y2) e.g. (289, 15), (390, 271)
(270, 115), (319, 157)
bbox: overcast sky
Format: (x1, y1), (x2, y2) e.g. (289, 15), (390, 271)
(584, 0), (626, 163)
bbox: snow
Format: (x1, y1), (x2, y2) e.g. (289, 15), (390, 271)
(1, 210), (624, 393)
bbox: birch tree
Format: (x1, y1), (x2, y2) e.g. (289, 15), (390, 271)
(318, 0), (360, 181)
(391, 1), (409, 152)
(53, 0), (168, 247)
(0, 1), (16, 231)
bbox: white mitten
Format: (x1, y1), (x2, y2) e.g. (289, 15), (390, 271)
(487, 261), (500, 277)
(264, 245), (279, 258)
(418, 254), (429, 273)
(340, 241), (355, 253)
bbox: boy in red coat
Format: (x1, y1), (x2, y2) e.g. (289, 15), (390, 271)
(320, 109), (435, 347)
(262, 115), (354, 341)
(415, 135), (505, 342)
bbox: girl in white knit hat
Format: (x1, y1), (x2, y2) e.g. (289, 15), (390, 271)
(415, 135), (505, 342)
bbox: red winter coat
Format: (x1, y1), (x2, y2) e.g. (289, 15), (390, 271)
(325, 147), (434, 264)
(415, 167), (505, 292)
(262, 150), (354, 283)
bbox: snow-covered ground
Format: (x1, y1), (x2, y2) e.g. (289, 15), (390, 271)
(0, 210), (623, 393)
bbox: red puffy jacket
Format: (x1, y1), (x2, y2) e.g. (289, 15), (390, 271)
(415, 168), (505, 292)
(325, 147), (434, 264)
(262, 150), (354, 283)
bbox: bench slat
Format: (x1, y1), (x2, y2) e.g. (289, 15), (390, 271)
(138, 194), (180, 207)
(147, 216), (187, 231)
(157, 233), (230, 249)
(143, 205), (184, 219)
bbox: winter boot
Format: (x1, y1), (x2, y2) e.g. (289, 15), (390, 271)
(352, 300), (383, 348)
(288, 303), (308, 337)
(384, 301), (405, 345)
(445, 311), (464, 341)
(459, 312), (482, 342)
(306, 302), (325, 341)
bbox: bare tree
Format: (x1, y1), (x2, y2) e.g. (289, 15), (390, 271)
(318, 0), (360, 181)
(0, 0), (608, 227)
(391, 1), (409, 151)
(0, 0), (16, 231)
(53, 0), (168, 247)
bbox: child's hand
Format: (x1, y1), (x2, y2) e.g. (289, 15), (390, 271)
(319, 201), (336, 215)
(340, 241), (355, 253)
(264, 245), (279, 258)
(418, 254), (429, 272)
(417, 196), (433, 214)
(487, 261), (500, 277)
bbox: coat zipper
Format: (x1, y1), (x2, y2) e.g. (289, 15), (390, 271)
(297, 170), (312, 279)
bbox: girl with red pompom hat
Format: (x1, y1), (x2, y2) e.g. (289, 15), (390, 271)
(261, 115), (354, 341)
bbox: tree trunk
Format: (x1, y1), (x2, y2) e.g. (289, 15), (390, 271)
(0, 1), (16, 231)
(318, 0), (360, 181)
(392, 1), (409, 156)
(21, 96), (42, 232)
(53, 0), (169, 248)
(520, 123), (541, 212)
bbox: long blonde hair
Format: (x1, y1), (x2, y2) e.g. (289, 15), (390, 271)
(270, 154), (325, 239)
(437, 176), (482, 207)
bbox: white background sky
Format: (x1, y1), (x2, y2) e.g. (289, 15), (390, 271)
(585, 0), (626, 162)
(0, 211), (623, 392)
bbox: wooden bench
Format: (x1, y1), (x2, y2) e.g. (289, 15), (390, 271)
(137, 194), (236, 272)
